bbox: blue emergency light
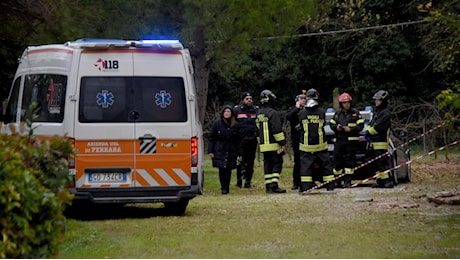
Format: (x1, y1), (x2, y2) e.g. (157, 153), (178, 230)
(140, 39), (180, 44)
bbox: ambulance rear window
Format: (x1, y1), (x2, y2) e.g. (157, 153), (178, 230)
(79, 76), (187, 123)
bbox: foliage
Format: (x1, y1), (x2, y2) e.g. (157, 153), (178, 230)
(0, 126), (74, 258)
(418, 0), (460, 131)
(436, 87), (460, 118)
(0, 0), (459, 129)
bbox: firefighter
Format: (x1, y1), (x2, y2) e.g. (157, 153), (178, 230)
(233, 92), (259, 189)
(329, 93), (364, 187)
(285, 90), (307, 190)
(298, 88), (335, 192)
(365, 90), (394, 188)
(256, 89), (287, 193)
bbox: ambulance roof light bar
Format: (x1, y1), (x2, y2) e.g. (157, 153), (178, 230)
(65, 38), (184, 50)
(66, 38), (131, 48)
(135, 39), (183, 50)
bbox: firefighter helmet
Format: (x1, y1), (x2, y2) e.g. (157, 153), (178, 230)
(260, 89), (276, 104)
(373, 90), (389, 101)
(306, 88), (319, 100)
(338, 92), (352, 103)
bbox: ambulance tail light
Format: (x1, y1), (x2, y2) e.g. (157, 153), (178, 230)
(191, 136), (199, 185)
(68, 138), (76, 188)
(191, 137), (199, 167)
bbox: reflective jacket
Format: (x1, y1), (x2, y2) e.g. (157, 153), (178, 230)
(366, 105), (391, 150)
(256, 105), (286, 152)
(298, 105), (328, 153)
(330, 108), (364, 141)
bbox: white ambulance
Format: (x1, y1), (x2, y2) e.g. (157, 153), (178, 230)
(2, 38), (204, 215)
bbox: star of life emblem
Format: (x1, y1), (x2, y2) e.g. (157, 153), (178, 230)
(155, 90), (172, 108)
(96, 90), (114, 108)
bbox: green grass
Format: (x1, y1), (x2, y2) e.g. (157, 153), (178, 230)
(59, 153), (460, 259)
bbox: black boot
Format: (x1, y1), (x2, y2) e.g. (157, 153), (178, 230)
(326, 181), (335, 191)
(265, 183), (271, 193)
(244, 181), (254, 189)
(299, 182), (316, 192)
(343, 175), (352, 187)
(236, 178), (242, 188)
(334, 178), (343, 188)
(267, 183), (286, 194)
(372, 178), (394, 188)
(382, 179), (394, 188)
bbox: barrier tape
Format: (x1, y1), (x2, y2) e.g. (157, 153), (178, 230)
(341, 139), (460, 190)
(303, 119), (449, 192)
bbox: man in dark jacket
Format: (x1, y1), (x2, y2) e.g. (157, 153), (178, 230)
(233, 92), (259, 188)
(208, 105), (241, 194)
(329, 92), (364, 187)
(298, 88), (335, 192)
(256, 89), (287, 194)
(285, 90), (306, 190)
(365, 90), (394, 188)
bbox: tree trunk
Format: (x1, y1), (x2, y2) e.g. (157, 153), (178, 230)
(189, 27), (210, 124)
(194, 54), (210, 124)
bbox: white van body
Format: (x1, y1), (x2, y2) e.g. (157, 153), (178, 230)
(2, 39), (204, 215)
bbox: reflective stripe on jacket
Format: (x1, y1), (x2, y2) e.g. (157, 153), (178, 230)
(366, 106), (391, 150)
(298, 106), (328, 153)
(256, 106), (286, 152)
(329, 107), (364, 142)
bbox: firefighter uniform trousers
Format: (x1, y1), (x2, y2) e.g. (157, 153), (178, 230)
(300, 150), (333, 187)
(333, 138), (358, 178)
(263, 151), (283, 190)
(372, 148), (391, 178)
(298, 105), (335, 190)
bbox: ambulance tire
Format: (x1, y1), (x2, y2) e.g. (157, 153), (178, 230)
(164, 199), (189, 216)
(389, 154), (398, 186)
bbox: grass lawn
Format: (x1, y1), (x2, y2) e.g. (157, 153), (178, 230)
(59, 147), (460, 258)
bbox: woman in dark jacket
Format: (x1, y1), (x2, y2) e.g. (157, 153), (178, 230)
(208, 105), (241, 194)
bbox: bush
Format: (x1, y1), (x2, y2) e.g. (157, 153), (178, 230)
(0, 132), (74, 258)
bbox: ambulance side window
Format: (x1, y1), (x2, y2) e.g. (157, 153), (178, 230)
(4, 78), (21, 123)
(21, 74), (67, 123)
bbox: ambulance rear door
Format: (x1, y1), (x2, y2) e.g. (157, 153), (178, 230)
(131, 49), (192, 190)
(74, 48), (138, 190)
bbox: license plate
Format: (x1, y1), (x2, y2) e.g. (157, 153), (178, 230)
(89, 173), (127, 183)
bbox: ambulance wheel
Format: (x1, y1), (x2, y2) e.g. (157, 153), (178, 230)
(390, 154), (398, 186)
(164, 199), (189, 216)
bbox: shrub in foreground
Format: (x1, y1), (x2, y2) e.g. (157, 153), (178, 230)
(0, 132), (74, 258)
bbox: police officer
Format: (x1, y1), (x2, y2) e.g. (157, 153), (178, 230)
(329, 93), (364, 187)
(233, 92), (259, 188)
(298, 88), (335, 192)
(256, 90), (287, 193)
(365, 90), (394, 188)
(285, 90), (307, 190)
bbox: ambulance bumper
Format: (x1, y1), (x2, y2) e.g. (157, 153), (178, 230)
(69, 186), (199, 204)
